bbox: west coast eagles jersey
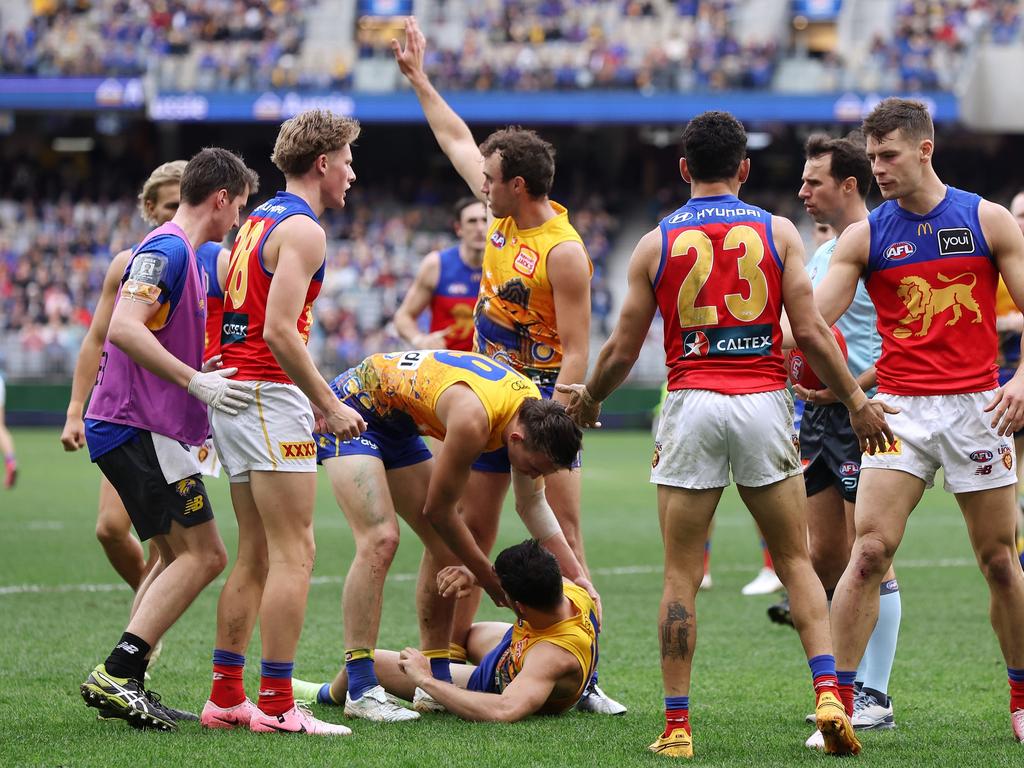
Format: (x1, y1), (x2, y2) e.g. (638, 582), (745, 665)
(474, 202), (591, 379)
(340, 350), (541, 451)
(494, 581), (599, 713)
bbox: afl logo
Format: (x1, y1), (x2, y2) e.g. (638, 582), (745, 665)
(839, 461), (859, 476)
(490, 231), (506, 248)
(884, 241), (916, 260)
(669, 211), (695, 224)
(683, 331), (710, 357)
(970, 450), (994, 463)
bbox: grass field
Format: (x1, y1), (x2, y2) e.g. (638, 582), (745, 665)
(0, 427), (1020, 767)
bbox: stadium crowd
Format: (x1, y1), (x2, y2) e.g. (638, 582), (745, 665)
(2, 0), (1019, 93)
(0, 191), (617, 377)
(4, 0), (311, 89)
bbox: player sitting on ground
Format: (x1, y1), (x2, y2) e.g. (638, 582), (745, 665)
(294, 539), (598, 722)
(306, 349), (596, 720)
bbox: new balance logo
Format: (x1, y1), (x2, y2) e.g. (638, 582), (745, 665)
(116, 642), (140, 655)
(259, 689), (280, 698)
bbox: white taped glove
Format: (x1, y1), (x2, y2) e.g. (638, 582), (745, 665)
(187, 368), (254, 415)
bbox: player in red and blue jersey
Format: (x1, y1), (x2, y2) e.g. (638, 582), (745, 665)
(196, 240), (229, 362)
(559, 111), (894, 758)
(394, 197), (486, 351)
(815, 99), (1024, 743)
(202, 110), (366, 738)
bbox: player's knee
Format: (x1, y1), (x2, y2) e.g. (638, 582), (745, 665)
(851, 535), (892, 580)
(979, 547), (1021, 591)
(95, 518), (128, 547)
(360, 525), (399, 564)
(200, 539), (229, 582)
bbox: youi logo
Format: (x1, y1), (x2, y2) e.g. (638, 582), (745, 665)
(884, 241), (916, 261)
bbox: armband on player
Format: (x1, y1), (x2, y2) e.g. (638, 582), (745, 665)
(121, 252), (167, 305)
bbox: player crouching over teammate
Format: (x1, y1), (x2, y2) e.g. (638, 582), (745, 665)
(295, 349), (595, 725)
(295, 539), (598, 722)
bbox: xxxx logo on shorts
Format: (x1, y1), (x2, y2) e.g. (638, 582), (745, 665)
(873, 438), (902, 456)
(279, 441), (316, 460)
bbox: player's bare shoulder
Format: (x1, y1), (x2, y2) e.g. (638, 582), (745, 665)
(633, 226), (664, 282)
(105, 247), (134, 290)
(978, 198), (1024, 255)
(263, 212), (326, 270)
(768, 214), (804, 267)
(833, 219), (871, 267)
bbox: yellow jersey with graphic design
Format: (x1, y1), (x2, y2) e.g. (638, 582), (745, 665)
(475, 202), (591, 379)
(495, 581), (598, 713)
(338, 350), (541, 451)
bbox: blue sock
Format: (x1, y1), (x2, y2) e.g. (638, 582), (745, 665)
(665, 695), (689, 710)
(838, 670), (857, 687)
(317, 682), (337, 705)
(346, 656), (379, 699)
(857, 580), (901, 697)
(213, 649), (245, 667)
(808, 654), (836, 680)
(430, 657), (452, 684)
(261, 660), (294, 679)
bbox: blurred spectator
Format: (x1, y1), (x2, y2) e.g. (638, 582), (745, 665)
(0, 191), (619, 378)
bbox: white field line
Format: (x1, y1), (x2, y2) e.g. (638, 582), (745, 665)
(0, 557), (976, 597)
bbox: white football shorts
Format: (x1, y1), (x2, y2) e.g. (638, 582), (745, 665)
(860, 390), (1016, 493)
(651, 388), (802, 489)
(211, 381), (316, 483)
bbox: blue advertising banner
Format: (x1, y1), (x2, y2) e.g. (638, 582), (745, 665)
(147, 89), (959, 124)
(0, 77), (144, 111)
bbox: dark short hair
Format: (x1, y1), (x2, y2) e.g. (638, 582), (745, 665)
(862, 98), (934, 143)
(453, 196), (483, 224)
(479, 127), (555, 198)
(681, 111), (747, 183)
(804, 132), (872, 199)
(494, 539), (563, 611)
(517, 397), (582, 470)
(180, 148), (259, 206)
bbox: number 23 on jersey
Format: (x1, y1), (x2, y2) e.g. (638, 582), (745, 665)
(672, 224), (770, 328)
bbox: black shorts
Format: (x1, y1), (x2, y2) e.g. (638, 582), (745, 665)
(800, 403), (861, 503)
(95, 431), (214, 541)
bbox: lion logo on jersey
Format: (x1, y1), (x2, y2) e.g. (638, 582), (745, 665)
(892, 272), (983, 339)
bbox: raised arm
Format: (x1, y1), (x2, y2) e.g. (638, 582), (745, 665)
(557, 228), (660, 426)
(392, 16), (485, 200)
(263, 217), (365, 440)
(547, 241), (591, 405)
(61, 248), (131, 450)
(393, 250), (448, 348)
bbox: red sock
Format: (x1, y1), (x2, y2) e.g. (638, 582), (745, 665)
(814, 674), (839, 700)
(838, 682), (855, 716)
(665, 708), (691, 737)
(258, 674), (294, 716)
(761, 539), (774, 570)
(210, 663), (246, 708)
(1010, 676), (1024, 712)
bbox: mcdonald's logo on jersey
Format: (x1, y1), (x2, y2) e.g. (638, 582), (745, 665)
(917, 222), (934, 237)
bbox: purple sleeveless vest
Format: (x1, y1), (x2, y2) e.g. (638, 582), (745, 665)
(85, 222), (209, 445)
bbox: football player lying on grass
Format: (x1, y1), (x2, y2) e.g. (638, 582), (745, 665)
(294, 539), (601, 722)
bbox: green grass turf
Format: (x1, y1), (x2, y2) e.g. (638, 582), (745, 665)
(0, 427), (1020, 766)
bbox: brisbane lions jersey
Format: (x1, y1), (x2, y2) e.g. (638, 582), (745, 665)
(429, 245), (481, 352)
(220, 191), (324, 383)
(865, 186), (997, 396)
(195, 241), (224, 362)
(654, 194), (787, 394)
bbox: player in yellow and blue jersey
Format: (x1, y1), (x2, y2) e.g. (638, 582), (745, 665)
(308, 350), (597, 722)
